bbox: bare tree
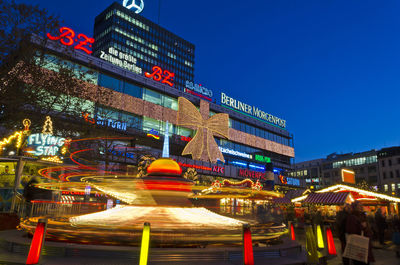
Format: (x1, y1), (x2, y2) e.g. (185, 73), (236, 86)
(0, 0), (113, 135)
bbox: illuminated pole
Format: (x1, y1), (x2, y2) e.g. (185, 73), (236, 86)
(26, 218), (47, 264)
(139, 222), (151, 265)
(242, 223), (254, 265)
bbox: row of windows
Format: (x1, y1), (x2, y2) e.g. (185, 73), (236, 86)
(383, 183), (400, 192)
(112, 16), (194, 60)
(382, 170), (400, 179)
(108, 40), (194, 82)
(229, 118), (292, 146)
(288, 170), (308, 177)
(332, 156), (377, 168)
(381, 157), (400, 167)
(115, 10), (150, 31)
(115, 8), (195, 56)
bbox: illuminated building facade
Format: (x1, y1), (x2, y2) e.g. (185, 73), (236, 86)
(377, 147), (400, 196)
(21, 30), (296, 186)
(292, 150), (379, 190)
(92, 2), (195, 91)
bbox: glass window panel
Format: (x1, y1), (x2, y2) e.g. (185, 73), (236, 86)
(143, 117), (161, 132)
(124, 82), (142, 98)
(99, 73), (122, 92)
(143, 88), (162, 105)
(163, 95), (178, 110)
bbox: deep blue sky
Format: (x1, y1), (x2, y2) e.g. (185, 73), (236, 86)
(17, 0), (400, 162)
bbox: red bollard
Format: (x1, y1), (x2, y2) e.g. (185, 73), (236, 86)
(326, 227), (337, 255)
(289, 221), (296, 241)
(243, 223), (254, 265)
(26, 218), (47, 265)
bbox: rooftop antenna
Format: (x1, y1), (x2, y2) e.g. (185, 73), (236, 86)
(162, 121), (169, 158)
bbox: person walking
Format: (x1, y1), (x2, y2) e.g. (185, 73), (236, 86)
(375, 208), (387, 245)
(336, 204), (351, 265)
(346, 202), (375, 265)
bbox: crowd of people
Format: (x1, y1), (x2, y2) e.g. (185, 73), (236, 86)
(335, 202), (400, 265)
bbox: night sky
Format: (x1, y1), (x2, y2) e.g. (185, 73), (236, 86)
(15, 0), (400, 162)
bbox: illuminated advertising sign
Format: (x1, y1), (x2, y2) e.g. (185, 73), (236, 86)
(254, 154), (271, 163)
(100, 47), (142, 74)
(177, 162), (225, 174)
(82, 112), (127, 131)
(108, 149), (135, 159)
(287, 177), (300, 186)
(184, 81), (213, 101)
(238, 169), (266, 181)
(47, 27), (94, 55)
(219, 147), (252, 159)
(180, 136), (192, 142)
(221, 92), (286, 129)
(123, 0), (144, 13)
(147, 129), (160, 140)
(27, 134), (65, 156)
(342, 169), (355, 184)
(145, 66), (174, 87)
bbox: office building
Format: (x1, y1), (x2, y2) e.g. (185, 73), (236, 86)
(93, 2), (195, 91)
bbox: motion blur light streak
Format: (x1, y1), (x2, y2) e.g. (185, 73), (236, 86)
(70, 205), (245, 229)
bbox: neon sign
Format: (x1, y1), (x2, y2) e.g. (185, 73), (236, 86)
(254, 154), (271, 163)
(221, 92), (286, 129)
(100, 47), (142, 74)
(219, 147), (252, 159)
(184, 81), (213, 101)
(177, 162), (225, 174)
(145, 66), (174, 87)
(238, 169), (266, 181)
(47, 27), (94, 55)
(123, 0), (144, 14)
(82, 113), (127, 131)
(27, 134), (65, 156)
(147, 129), (160, 140)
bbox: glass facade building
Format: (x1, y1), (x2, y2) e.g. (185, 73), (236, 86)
(93, 2), (195, 91)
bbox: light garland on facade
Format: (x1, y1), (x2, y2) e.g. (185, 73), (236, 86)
(316, 184), (400, 203)
(40, 156), (63, 164)
(0, 131), (24, 152)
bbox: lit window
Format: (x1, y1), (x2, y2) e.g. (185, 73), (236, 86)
(384, 184), (388, 191)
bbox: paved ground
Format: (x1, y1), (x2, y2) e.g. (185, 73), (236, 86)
(1, 228), (399, 264)
(294, 227), (400, 265)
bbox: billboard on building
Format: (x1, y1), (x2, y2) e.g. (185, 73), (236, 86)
(341, 169), (355, 184)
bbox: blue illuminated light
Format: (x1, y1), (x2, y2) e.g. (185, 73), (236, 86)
(232, 161), (247, 167)
(249, 164), (265, 170)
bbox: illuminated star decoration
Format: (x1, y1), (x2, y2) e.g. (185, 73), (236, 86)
(177, 97), (229, 163)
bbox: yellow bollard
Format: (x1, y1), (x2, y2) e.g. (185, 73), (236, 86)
(139, 222), (151, 265)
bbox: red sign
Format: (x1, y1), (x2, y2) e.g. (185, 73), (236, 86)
(47, 27), (94, 55)
(145, 66), (174, 87)
(238, 169), (266, 181)
(181, 136), (192, 142)
(178, 162), (224, 174)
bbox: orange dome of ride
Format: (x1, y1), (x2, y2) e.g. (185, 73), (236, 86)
(147, 158), (182, 176)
